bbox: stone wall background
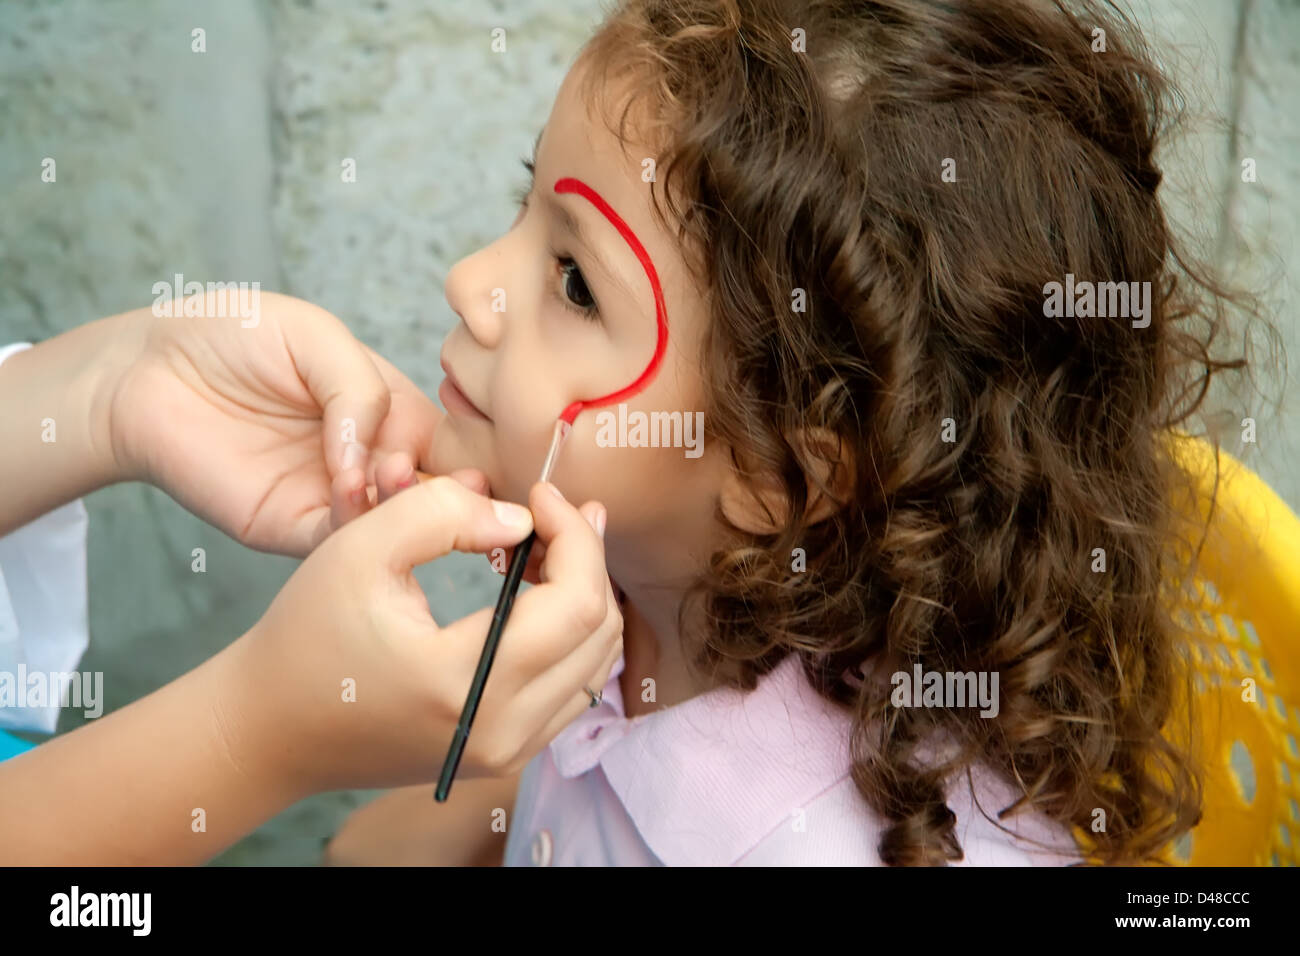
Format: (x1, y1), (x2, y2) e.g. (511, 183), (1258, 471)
(0, 0), (1294, 864)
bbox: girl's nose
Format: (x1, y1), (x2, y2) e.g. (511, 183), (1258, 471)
(443, 236), (520, 350)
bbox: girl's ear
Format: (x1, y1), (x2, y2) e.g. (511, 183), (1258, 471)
(719, 427), (855, 534)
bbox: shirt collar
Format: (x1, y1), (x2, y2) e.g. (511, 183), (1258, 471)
(548, 651), (855, 865)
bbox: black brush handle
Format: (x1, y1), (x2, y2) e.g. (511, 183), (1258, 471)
(435, 530), (537, 801)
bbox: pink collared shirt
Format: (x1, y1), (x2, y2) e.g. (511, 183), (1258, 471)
(505, 651), (1084, 866)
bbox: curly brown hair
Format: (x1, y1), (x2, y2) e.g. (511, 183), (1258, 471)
(576, 0), (1274, 864)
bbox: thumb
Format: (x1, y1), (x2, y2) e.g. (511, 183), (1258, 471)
(355, 476), (535, 574)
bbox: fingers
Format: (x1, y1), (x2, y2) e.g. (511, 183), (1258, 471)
(373, 452), (416, 504)
(411, 467), (490, 498)
(508, 579), (624, 766)
(487, 500), (603, 586)
(363, 344), (445, 450)
(484, 484), (613, 697)
(281, 304), (392, 477)
(434, 517), (621, 775)
(408, 481), (616, 776)
(330, 467), (370, 530)
(329, 461), (495, 544)
(490, 537), (546, 586)
(528, 483), (608, 590)
(349, 475), (536, 573)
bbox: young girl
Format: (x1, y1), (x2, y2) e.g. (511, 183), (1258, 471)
(337, 0), (1268, 866)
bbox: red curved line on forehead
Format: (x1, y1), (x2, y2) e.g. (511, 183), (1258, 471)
(552, 176), (669, 425)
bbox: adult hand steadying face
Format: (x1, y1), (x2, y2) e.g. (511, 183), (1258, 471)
(106, 290), (444, 555)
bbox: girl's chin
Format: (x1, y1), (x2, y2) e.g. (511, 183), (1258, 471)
(428, 428), (477, 479)
(429, 430), (515, 501)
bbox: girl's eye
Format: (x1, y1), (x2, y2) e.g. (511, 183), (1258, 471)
(513, 154), (599, 323)
(557, 257), (600, 322)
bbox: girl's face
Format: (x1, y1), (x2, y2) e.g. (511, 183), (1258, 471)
(432, 61), (730, 590)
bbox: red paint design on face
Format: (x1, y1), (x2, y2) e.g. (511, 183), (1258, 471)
(552, 176), (668, 424)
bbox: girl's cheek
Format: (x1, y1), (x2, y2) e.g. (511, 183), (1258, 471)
(488, 394), (563, 501)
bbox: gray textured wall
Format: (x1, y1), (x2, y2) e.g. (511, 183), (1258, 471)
(0, 0), (1294, 864)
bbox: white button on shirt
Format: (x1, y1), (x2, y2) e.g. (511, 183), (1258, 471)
(0, 343), (91, 734)
(529, 828), (553, 867)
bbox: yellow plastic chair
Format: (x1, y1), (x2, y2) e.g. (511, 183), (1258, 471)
(1157, 432), (1300, 866)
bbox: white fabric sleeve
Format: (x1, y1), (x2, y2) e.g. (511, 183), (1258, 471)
(0, 342), (92, 734)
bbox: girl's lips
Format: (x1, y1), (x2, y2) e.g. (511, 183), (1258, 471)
(438, 364), (491, 421)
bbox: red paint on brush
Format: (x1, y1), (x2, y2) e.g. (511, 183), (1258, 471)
(553, 176), (668, 424)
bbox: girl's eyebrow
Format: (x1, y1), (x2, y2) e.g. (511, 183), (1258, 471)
(528, 124), (640, 305)
(542, 189), (639, 303)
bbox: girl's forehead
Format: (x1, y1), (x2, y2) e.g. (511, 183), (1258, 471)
(540, 78), (687, 285)
(543, 62), (664, 214)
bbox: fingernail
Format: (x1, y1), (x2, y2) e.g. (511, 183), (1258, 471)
(396, 469), (415, 490)
(349, 488), (363, 507)
(592, 507), (606, 538)
(341, 442), (366, 471)
(546, 482), (566, 501)
(492, 500), (534, 531)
